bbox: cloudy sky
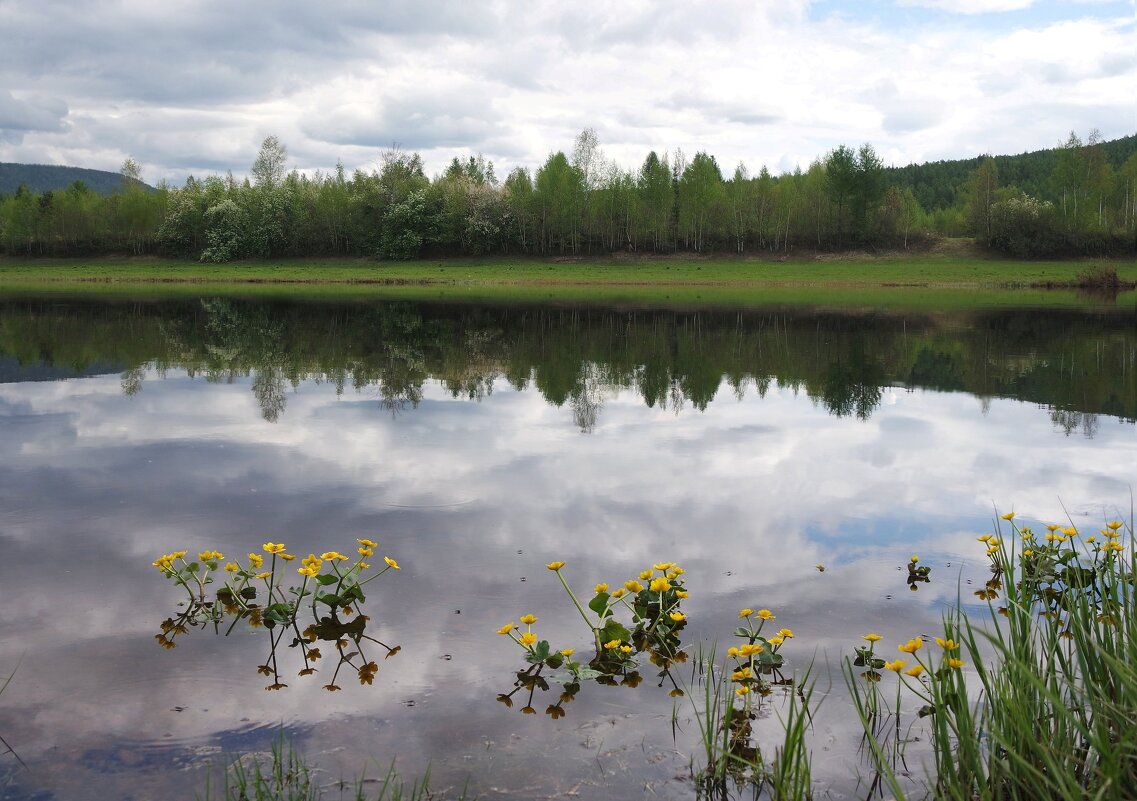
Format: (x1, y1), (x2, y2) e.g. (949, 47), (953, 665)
(1, 0), (1134, 186)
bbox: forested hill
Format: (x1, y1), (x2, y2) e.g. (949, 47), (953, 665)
(0, 162), (152, 195)
(886, 134), (1137, 212)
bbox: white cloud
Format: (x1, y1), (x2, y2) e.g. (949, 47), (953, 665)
(0, 0), (1132, 182)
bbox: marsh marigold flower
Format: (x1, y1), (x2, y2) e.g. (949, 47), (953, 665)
(777, 628), (794, 638)
(248, 553), (264, 568)
(262, 542), (286, 554)
(756, 609), (775, 620)
(649, 577), (671, 593)
(358, 538), (378, 548)
(947, 658), (965, 669)
(225, 562), (239, 573)
(603, 639), (621, 650)
(594, 583), (608, 593)
(905, 665), (925, 678)
(625, 580), (643, 593)
(898, 638), (923, 653)
(384, 556), (400, 570)
(653, 562), (674, 571)
(863, 633), (882, 642)
(739, 608), (753, 618)
(519, 632), (538, 647)
(519, 614), (538, 625)
(935, 637), (958, 650)
(611, 588), (626, 598)
(545, 561), (565, 571)
(884, 660), (906, 672)
(497, 624), (517, 635)
(1000, 512), (1015, 521)
(560, 648), (574, 657)
(739, 643), (764, 657)
(669, 611), (685, 622)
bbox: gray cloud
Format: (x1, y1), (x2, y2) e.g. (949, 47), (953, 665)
(0, 90), (69, 142)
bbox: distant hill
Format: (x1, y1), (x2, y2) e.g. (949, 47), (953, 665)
(0, 162), (153, 196)
(885, 134), (1137, 212)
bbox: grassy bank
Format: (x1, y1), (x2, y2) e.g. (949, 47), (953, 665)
(2, 254), (1135, 309)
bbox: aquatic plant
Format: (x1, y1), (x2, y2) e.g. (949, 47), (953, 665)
(153, 539), (401, 689)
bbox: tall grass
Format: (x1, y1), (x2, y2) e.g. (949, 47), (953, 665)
(199, 734), (455, 801)
(850, 512), (1135, 800)
(687, 645), (816, 800)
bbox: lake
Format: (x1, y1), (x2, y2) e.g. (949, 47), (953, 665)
(0, 294), (1134, 800)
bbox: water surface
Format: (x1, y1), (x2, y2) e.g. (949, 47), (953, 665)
(0, 296), (1134, 800)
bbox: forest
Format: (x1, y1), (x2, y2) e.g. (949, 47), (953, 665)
(0, 130), (1134, 261)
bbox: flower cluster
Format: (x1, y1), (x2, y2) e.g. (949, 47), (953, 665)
(152, 537), (401, 690)
(728, 608), (794, 698)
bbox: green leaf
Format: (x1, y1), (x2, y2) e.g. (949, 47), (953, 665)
(598, 619), (631, 644)
(588, 592), (610, 616)
(314, 574), (338, 586)
(533, 640), (551, 660)
(734, 627), (751, 638)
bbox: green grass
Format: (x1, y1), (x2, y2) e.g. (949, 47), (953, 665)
(199, 735), (460, 801)
(848, 512), (1136, 801)
(3, 254), (1134, 310)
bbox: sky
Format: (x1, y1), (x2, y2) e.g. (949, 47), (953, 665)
(0, 0), (1134, 186)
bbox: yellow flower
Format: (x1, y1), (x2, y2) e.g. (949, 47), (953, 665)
(669, 612), (685, 622)
(594, 583), (608, 593)
(358, 547), (374, 557)
(777, 628), (794, 638)
(625, 580), (644, 593)
(726, 647), (740, 658)
(675, 590), (689, 598)
(497, 624), (517, 635)
(1023, 549), (1034, 556)
(248, 553), (264, 568)
(671, 566), (685, 576)
(1000, 512), (1015, 521)
(255, 571), (271, 580)
(297, 565), (319, 577)
(947, 658), (965, 669)
(262, 542), (286, 554)
(905, 665), (925, 678)
(610, 588), (626, 598)
(546, 561), (565, 571)
(884, 660), (906, 672)
(198, 550), (223, 561)
(649, 577), (671, 593)
(767, 636), (784, 646)
(910, 555), (919, 563)
(560, 648), (575, 657)
(898, 638), (923, 654)
(1063, 527), (1078, 537)
(977, 535), (992, 543)
(384, 556), (400, 570)
(1106, 520), (1123, 531)
(653, 562), (674, 571)
(224, 562), (239, 573)
(603, 639), (621, 650)
(735, 685), (750, 696)
(739, 608), (753, 618)
(863, 633), (882, 642)
(638, 569), (653, 581)
(756, 609), (775, 620)
(935, 638), (959, 650)
(739, 643), (764, 657)
(519, 614), (538, 625)
(731, 668), (752, 681)
(357, 538), (378, 548)
(619, 645), (633, 653)
(519, 632), (538, 647)
(280, 553), (295, 561)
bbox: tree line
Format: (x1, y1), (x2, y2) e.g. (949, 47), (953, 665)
(1, 130), (1134, 260)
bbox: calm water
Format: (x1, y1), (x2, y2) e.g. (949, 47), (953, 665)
(0, 295), (1134, 800)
